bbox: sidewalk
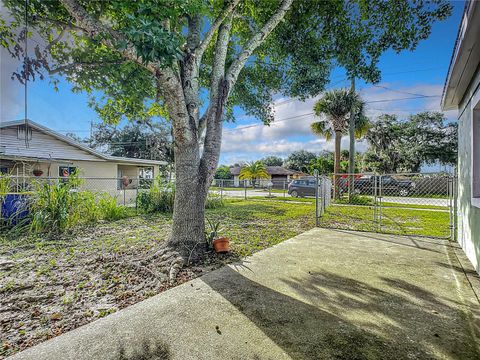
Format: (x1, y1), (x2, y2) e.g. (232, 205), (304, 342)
(10, 228), (480, 360)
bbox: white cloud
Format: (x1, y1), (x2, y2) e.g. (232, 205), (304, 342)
(0, 47), (23, 121)
(0, 3), (24, 122)
(219, 81), (453, 164)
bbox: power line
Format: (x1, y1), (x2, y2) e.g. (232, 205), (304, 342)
(273, 77), (347, 107)
(371, 84), (438, 98)
(56, 93), (442, 136)
(224, 95), (442, 134)
(381, 66), (446, 76)
(365, 95), (440, 103)
(224, 112), (315, 133)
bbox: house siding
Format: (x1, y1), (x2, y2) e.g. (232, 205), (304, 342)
(457, 64), (480, 274)
(0, 125), (102, 161)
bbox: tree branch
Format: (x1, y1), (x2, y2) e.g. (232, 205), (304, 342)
(47, 61), (124, 75)
(194, 0), (241, 60)
(58, 0), (193, 144)
(199, 14), (233, 139)
(33, 16), (87, 33)
(225, 0), (293, 89)
(59, 0), (158, 75)
(186, 15), (201, 53)
(45, 27), (69, 53)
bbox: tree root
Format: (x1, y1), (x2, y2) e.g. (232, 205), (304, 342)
(124, 245), (186, 284)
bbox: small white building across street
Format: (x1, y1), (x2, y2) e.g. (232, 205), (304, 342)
(0, 119), (167, 204)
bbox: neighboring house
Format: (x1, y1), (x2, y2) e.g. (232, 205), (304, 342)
(442, 1), (480, 274)
(229, 165), (299, 188)
(0, 120), (167, 203)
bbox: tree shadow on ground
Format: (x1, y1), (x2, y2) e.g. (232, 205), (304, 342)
(202, 266), (479, 360)
(116, 338), (171, 360)
(330, 229), (448, 254)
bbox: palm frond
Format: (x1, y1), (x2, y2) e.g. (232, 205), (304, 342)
(354, 114), (370, 139)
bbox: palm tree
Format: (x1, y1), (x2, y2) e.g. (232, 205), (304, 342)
(311, 89), (368, 198)
(239, 161), (270, 188)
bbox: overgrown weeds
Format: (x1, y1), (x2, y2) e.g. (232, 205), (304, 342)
(137, 177), (175, 213)
(98, 193), (128, 221)
(1, 173), (128, 237)
(137, 177), (224, 213)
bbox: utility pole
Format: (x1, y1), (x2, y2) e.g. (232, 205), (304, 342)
(348, 77), (356, 202)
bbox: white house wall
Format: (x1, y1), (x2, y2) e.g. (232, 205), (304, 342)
(0, 125), (101, 161)
(457, 65), (480, 274)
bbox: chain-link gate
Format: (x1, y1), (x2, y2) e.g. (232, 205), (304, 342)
(316, 172), (456, 239)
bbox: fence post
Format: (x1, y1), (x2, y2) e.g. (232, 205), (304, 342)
(283, 180), (286, 197)
(220, 179), (223, 200)
(323, 176), (328, 214)
(378, 175), (383, 232)
(314, 170), (319, 227)
(373, 174), (378, 227)
(135, 177), (139, 214)
(244, 180), (247, 200)
(448, 175), (455, 241)
(453, 173), (458, 241)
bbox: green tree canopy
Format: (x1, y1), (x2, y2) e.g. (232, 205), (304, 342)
(89, 122), (173, 162)
(260, 156), (284, 166)
(308, 151), (334, 175)
(0, 0), (452, 261)
(364, 112), (457, 173)
(214, 165), (232, 180)
(283, 150), (317, 172)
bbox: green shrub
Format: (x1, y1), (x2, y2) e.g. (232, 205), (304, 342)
(98, 194), (128, 221)
(4, 173), (130, 236)
(137, 177), (175, 213)
(205, 192), (224, 209)
(78, 191), (102, 224)
(0, 173), (12, 197)
(29, 175), (82, 234)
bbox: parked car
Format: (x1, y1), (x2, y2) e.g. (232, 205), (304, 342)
(339, 175), (416, 197)
(288, 177), (316, 197)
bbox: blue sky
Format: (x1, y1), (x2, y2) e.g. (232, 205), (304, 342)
(0, 1), (464, 168)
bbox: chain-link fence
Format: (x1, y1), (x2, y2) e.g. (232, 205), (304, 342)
(210, 178), (293, 199)
(317, 172), (456, 239)
(1, 173), (456, 239)
(0, 176), (150, 207)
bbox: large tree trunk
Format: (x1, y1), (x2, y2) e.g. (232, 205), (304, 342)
(168, 143), (208, 261)
(334, 130), (342, 199)
(348, 78), (356, 202)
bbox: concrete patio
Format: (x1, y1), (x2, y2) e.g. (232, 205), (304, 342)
(9, 228), (480, 360)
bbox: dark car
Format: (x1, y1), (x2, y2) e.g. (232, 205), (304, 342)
(288, 177), (317, 197)
(339, 175), (415, 197)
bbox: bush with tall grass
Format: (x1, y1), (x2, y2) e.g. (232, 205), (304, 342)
(137, 176), (175, 213)
(29, 177), (79, 234)
(205, 192), (224, 209)
(1, 173), (129, 236)
(98, 193), (128, 221)
(137, 177), (224, 213)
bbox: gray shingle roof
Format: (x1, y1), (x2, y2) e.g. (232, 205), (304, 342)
(229, 165), (297, 176)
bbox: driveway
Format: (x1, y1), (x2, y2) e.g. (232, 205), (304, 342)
(10, 229), (480, 360)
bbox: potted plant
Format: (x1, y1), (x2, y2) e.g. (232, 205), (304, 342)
(205, 218), (230, 253)
(32, 167), (43, 177)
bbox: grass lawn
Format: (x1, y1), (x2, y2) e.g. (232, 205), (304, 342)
(319, 204), (451, 238)
(210, 186), (244, 191)
(0, 198), (450, 357)
(0, 199), (314, 358)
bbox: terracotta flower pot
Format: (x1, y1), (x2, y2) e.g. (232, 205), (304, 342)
(213, 237), (230, 253)
(32, 169), (43, 177)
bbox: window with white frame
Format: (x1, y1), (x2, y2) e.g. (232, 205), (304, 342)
(472, 98), (480, 208)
